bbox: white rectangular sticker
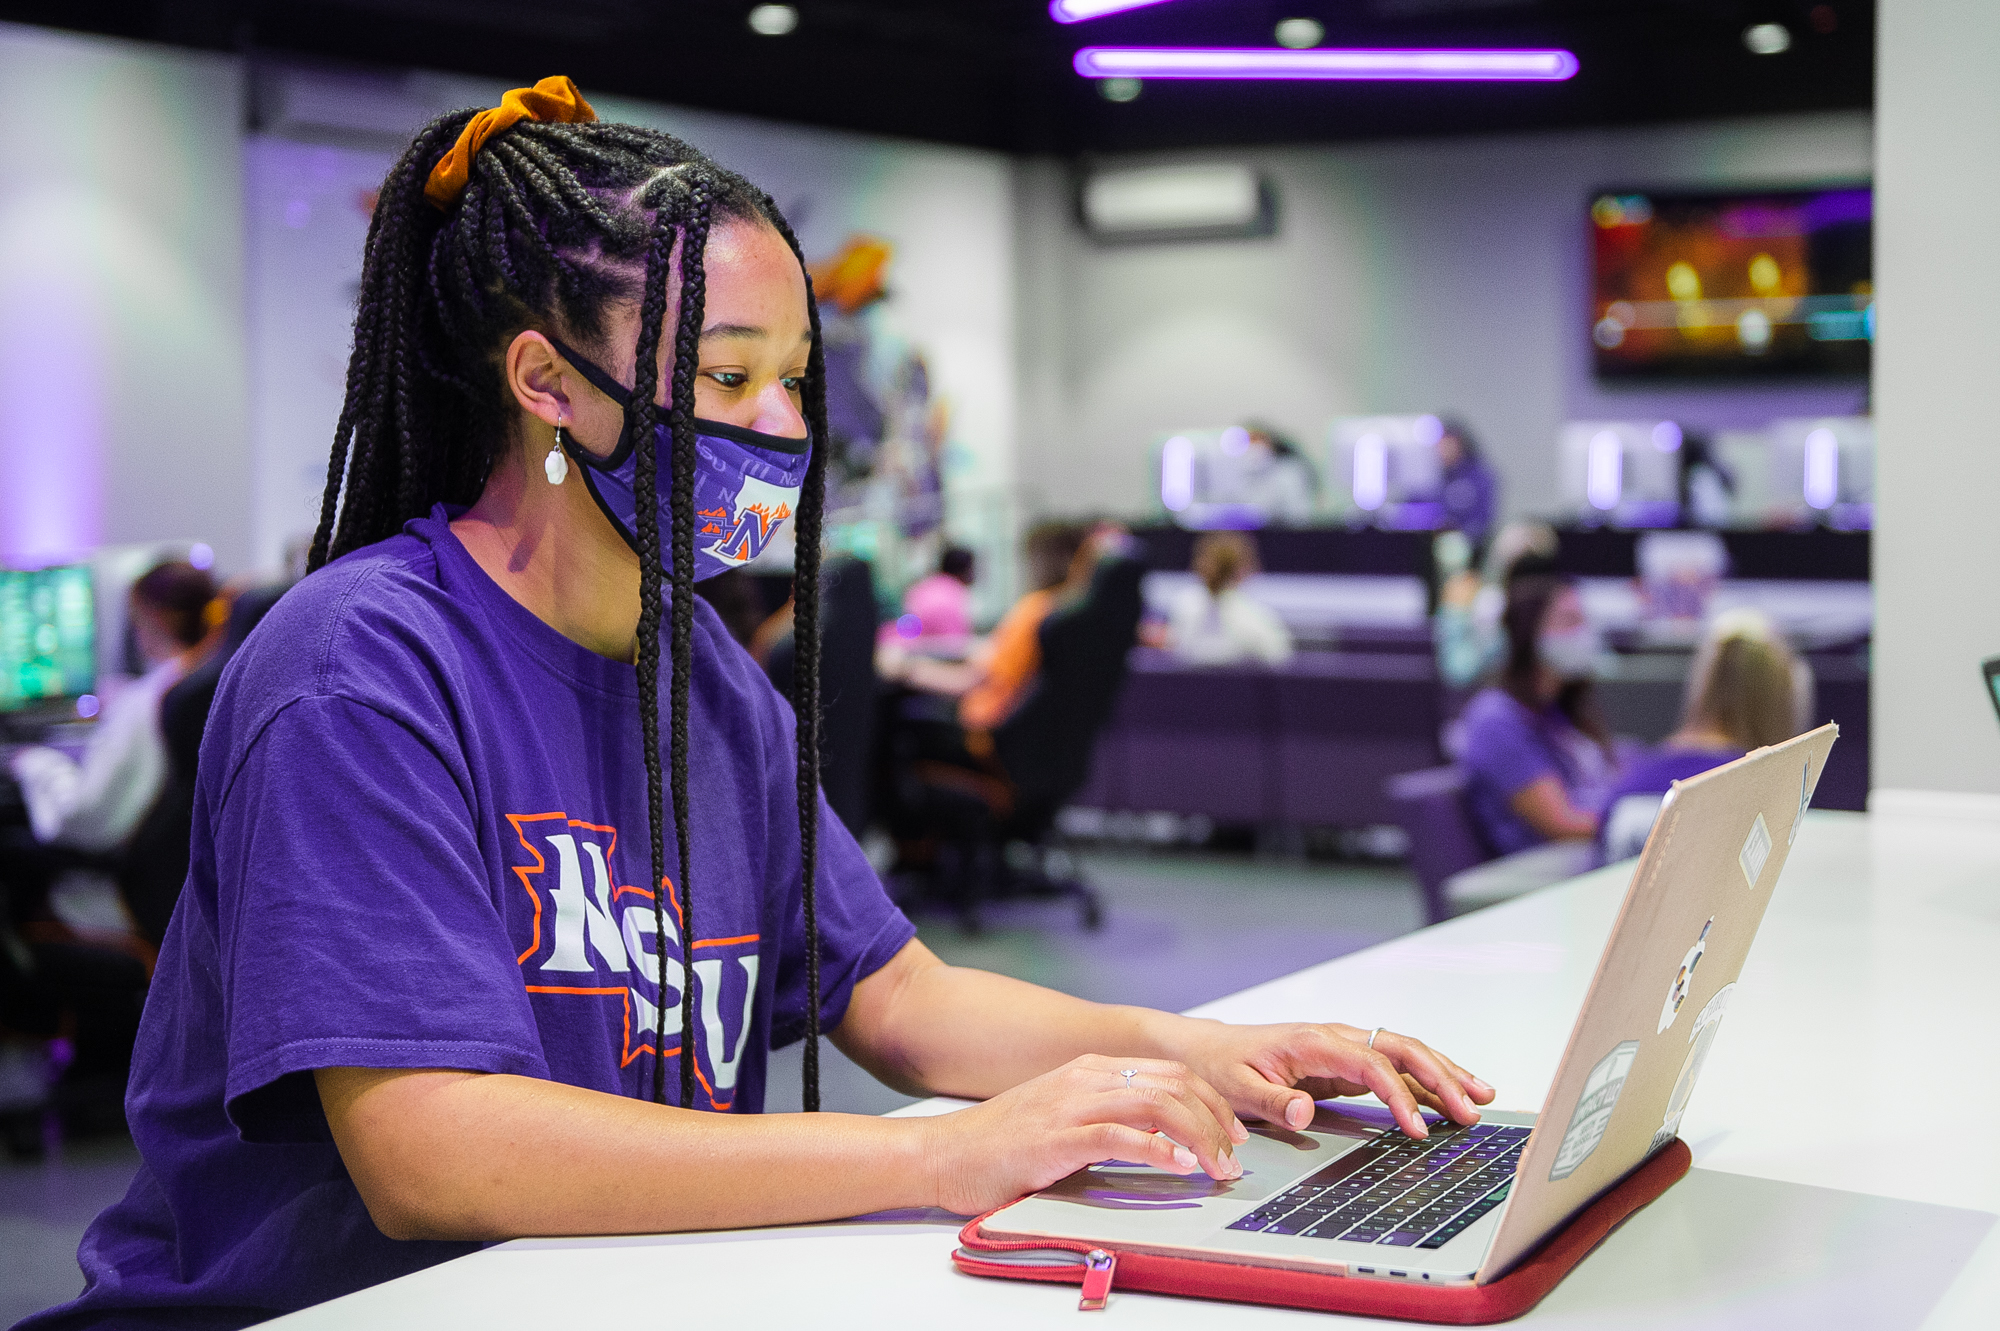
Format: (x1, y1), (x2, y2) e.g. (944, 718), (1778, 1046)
(1739, 812), (1772, 889)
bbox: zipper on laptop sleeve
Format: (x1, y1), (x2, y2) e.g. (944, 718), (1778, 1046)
(1078, 1249), (1118, 1311)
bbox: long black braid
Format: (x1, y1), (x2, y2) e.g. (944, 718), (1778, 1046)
(309, 105), (831, 1113)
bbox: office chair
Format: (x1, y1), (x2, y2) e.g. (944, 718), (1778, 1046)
(765, 555), (879, 839)
(1384, 765), (1491, 925)
(889, 554), (1145, 932)
(120, 585), (286, 945)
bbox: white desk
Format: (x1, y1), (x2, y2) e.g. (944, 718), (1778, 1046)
(271, 809), (2000, 1328)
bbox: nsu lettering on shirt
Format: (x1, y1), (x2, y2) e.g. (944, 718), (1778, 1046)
(508, 812), (757, 1107)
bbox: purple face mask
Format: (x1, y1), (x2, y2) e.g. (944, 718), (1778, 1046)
(547, 335), (813, 582)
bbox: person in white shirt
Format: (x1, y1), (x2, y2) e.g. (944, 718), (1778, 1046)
(1165, 531), (1294, 667)
(9, 561), (217, 853)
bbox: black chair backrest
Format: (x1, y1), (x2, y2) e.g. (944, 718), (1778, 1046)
(766, 556), (879, 838)
(121, 584), (287, 944)
(994, 555), (1145, 836)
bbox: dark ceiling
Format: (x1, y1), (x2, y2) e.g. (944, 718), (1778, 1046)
(1, 1), (1873, 153)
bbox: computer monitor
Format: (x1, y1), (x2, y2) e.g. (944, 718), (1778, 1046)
(1, 564), (96, 713)
(1557, 420), (1684, 528)
(1984, 657), (2000, 728)
(1769, 416), (1874, 529)
(1326, 415), (1447, 529)
(1156, 427), (1317, 530)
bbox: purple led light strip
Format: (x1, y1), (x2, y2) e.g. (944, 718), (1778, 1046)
(1074, 47), (1581, 81)
(1050, 0), (1179, 22)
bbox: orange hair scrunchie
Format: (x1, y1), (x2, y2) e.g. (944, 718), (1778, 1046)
(423, 75), (598, 209)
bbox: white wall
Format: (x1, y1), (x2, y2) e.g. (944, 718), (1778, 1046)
(245, 68), (1017, 600)
(1013, 112), (1872, 523)
(1872, 1), (2000, 798)
(0, 24), (248, 572)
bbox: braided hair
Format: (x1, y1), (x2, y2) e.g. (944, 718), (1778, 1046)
(308, 109), (832, 1113)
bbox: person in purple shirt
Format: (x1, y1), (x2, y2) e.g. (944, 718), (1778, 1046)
(1435, 418), (1498, 550)
(1598, 609), (1808, 859)
(18, 82), (1494, 1330)
(1456, 575), (1620, 856)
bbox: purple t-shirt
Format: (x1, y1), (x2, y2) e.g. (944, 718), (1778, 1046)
(1457, 687), (1616, 856)
(1602, 745), (1743, 807)
(23, 509), (914, 1330)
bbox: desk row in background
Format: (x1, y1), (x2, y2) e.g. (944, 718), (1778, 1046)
(1071, 648), (1869, 837)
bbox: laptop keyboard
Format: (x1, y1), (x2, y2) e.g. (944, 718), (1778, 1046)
(1226, 1121), (1529, 1250)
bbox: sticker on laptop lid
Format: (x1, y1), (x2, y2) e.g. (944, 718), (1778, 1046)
(1657, 916), (1713, 1034)
(1789, 759), (1813, 846)
(1548, 1039), (1639, 1182)
(1740, 812), (1773, 889)
(1649, 983), (1735, 1154)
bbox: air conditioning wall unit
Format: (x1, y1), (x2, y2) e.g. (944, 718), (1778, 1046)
(1079, 162), (1276, 244)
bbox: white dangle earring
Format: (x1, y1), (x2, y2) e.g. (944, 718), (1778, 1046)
(545, 420), (571, 486)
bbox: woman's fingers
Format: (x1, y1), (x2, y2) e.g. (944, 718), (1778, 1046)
(1106, 1084), (1242, 1179)
(1082, 1123), (1202, 1176)
(1367, 1032), (1487, 1125)
(1073, 1057), (1243, 1178)
(1224, 1064), (1320, 1131)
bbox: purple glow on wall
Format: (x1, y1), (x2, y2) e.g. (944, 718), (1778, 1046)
(1050, 0), (1178, 23)
(1073, 47), (1581, 81)
(0, 255), (105, 565)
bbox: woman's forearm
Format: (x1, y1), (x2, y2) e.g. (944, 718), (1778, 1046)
(314, 1066), (934, 1241)
(831, 942), (1204, 1100)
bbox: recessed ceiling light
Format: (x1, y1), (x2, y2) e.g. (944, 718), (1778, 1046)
(1275, 18), (1324, 49)
(1099, 77), (1143, 102)
(1743, 23), (1792, 55)
(748, 4), (799, 36)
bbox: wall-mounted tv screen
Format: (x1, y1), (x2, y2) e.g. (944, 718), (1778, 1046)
(1590, 185), (1871, 379)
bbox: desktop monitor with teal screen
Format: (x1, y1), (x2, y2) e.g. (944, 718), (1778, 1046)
(1, 565), (96, 712)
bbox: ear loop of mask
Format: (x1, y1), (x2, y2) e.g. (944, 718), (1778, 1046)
(544, 334), (640, 467)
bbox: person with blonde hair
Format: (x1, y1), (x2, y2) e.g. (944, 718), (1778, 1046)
(1598, 609), (1811, 858)
(1164, 531), (1293, 667)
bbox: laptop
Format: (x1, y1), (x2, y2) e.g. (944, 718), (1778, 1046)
(970, 722), (1839, 1287)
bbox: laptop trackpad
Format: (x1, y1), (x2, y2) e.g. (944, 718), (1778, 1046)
(1027, 1103), (1399, 1214)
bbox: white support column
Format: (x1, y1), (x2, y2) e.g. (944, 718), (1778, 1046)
(1872, 0), (2000, 798)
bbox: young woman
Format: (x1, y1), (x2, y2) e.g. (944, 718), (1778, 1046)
(1597, 609), (1807, 858)
(24, 80), (1491, 1329)
(1456, 575), (1620, 853)
(1163, 530), (1294, 667)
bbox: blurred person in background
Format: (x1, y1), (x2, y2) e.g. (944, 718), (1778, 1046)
(1163, 531), (1292, 667)
(1433, 521), (1558, 690)
(1457, 575), (1619, 854)
(879, 522), (1088, 716)
(7, 561), (217, 856)
(899, 544), (976, 644)
(1676, 429), (1736, 529)
(1598, 610), (1810, 858)
(1234, 422), (1317, 526)
(1435, 418), (1497, 548)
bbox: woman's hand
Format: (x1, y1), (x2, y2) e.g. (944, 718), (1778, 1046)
(1161, 1020), (1495, 1140)
(920, 1054), (1250, 1216)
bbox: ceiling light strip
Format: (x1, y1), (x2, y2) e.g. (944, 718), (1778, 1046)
(1074, 47), (1581, 81)
(1050, 0), (1180, 22)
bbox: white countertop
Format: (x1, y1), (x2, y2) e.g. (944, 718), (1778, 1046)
(270, 807), (2000, 1328)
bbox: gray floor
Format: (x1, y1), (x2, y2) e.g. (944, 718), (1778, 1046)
(2, 849), (1421, 1325)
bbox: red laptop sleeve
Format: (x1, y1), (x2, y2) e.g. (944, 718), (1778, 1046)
(952, 1137), (1690, 1324)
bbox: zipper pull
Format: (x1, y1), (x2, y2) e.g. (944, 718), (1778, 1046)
(1078, 1248), (1117, 1311)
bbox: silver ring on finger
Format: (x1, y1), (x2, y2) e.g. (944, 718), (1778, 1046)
(1120, 1067), (1139, 1090)
(1366, 1027), (1386, 1051)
